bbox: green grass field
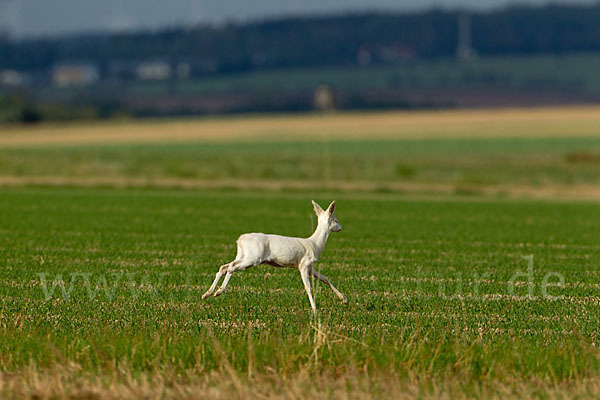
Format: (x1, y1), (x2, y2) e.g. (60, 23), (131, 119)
(2, 107), (600, 398)
(2, 187), (600, 398)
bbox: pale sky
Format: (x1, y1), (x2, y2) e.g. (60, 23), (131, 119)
(0, 0), (598, 39)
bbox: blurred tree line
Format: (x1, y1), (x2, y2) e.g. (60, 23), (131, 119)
(1, 4), (600, 74)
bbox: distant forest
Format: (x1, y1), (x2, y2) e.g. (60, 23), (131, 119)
(2, 3), (600, 74)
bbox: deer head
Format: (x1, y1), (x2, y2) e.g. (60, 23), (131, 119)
(312, 200), (342, 232)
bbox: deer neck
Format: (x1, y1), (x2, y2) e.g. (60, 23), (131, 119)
(308, 220), (330, 256)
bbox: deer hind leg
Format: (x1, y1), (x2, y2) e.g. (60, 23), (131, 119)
(203, 242), (248, 300)
(312, 269), (348, 305)
(213, 259), (256, 297)
(202, 263), (231, 299)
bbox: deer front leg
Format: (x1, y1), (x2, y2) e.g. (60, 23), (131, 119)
(299, 261), (316, 311)
(312, 269), (348, 305)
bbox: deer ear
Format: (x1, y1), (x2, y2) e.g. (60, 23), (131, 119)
(312, 200), (324, 216)
(327, 201), (336, 214)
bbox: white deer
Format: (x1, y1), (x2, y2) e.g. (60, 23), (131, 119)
(202, 200), (347, 310)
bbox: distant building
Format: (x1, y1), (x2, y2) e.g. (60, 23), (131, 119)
(0, 69), (28, 86)
(136, 61), (172, 81)
(52, 63), (99, 87)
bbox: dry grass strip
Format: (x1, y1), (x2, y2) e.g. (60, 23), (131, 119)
(1, 105), (600, 148)
(2, 175), (600, 202)
(2, 367), (600, 400)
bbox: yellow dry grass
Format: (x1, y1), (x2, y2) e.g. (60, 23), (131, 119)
(3, 367), (600, 400)
(2, 175), (600, 201)
(1, 105), (600, 148)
